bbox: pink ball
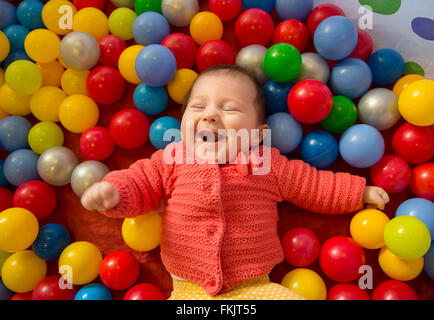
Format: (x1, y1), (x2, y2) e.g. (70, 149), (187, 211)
(281, 227), (320, 267)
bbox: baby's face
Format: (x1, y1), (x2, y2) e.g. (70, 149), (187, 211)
(181, 72), (269, 163)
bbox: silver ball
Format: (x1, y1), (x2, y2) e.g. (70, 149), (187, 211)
(71, 160), (110, 198)
(161, 0), (198, 27)
(358, 88), (401, 131)
(293, 52), (329, 84)
(37, 147), (79, 186)
(60, 31), (100, 70)
(236, 44), (269, 84)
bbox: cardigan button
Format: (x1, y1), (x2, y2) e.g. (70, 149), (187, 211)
(203, 183), (213, 192)
(207, 226), (217, 236)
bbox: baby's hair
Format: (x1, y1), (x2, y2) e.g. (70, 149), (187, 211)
(180, 64), (267, 124)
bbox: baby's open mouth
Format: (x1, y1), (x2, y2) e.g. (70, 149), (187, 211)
(196, 129), (226, 144)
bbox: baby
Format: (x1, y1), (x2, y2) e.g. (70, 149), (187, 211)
(81, 64), (390, 300)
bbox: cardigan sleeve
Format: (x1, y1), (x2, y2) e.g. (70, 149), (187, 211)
(270, 148), (366, 215)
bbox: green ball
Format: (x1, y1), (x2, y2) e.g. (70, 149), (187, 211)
(321, 96), (358, 134)
(404, 61), (425, 77)
(135, 0), (162, 14)
(263, 43), (302, 83)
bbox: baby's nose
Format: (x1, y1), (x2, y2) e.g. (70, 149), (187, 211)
(202, 113), (218, 123)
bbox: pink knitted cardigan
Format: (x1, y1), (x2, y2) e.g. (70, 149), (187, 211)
(100, 141), (366, 295)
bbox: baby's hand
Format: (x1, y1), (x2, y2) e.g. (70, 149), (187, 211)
(362, 186), (390, 210)
(81, 181), (120, 211)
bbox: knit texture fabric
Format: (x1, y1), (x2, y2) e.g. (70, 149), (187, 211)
(100, 141), (366, 295)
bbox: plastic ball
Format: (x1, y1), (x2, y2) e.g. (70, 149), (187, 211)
(5, 60), (42, 95)
(307, 4), (345, 37)
(242, 0), (275, 12)
(99, 250), (140, 290)
(327, 284), (370, 300)
(24, 29), (60, 63)
(134, 83), (168, 116)
(392, 123), (434, 164)
(4, 24), (30, 54)
(80, 127), (115, 161)
(74, 283), (112, 300)
(235, 44), (268, 84)
(98, 35), (127, 67)
(73, 7), (109, 41)
(10, 292), (33, 300)
(1, 250), (47, 293)
(265, 112), (302, 154)
(167, 68), (198, 105)
(398, 79), (434, 126)
(0, 160), (7, 187)
(349, 29), (374, 61)
(319, 236), (366, 283)
(59, 241), (103, 285)
(410, 163), (434, 201)
(61, 68), (89, 95)
(2, 50), (33, 70)
(293, 52), (329, 84)
(393, 74), (425, 96)
(396, 198), (434, 239)
(30, 86), (66, 122)
(73, 0), (106, 10)
(133, 11), (170, 46)
(280, 268), (326, 300)
(122, 210), (162, 252)
(0, 31), (10, 62)
(135, 0), (162, 15)
(37, 146), (79, 186)
(0, 0), (18, 30)
(149, 116), (181, 150)
(42, 0), (77, 35)
(263, 80), (293, 114)
(36, 60), (64, 87)
(300, 130), (338, 169)
(190, 11), (223, 46)
(13, 180), (57, 221)
(372, 280), (419, 300)
(32, 223), (71, 261)
(123, 283), (166, 300)
(161, 33), (197, 70)
(32, 274), (77, 300)
(0, 279), (14, 300)
(368, 49), (405, 86)
(378, 246), (424, 281)
(60, 31), (100, 70)
(196, 40), (235, 72)
(263, 43), (301, 83)
(281, 227), (320, 267)
(287, 79), (332, 124)
(86, 66), (126, 104)
(59, 94), (99, 133)
(273, 19), (309, 52)
(209, 0), (242, 21)
(339, 124), (385, 168)
(161, 0), (198, 27)
(370, 155), (411, 194)
(0, 115), (32, 152)
(0, 188), (13, 212)
(28, 121), (64, 155)
(111, 0), (134, 7)
(135, 44), (176, 86)
(3, 149), (40, 187)
(235, 8), (274, 47)
(109, 109), (150, 149)
(350, 209), (390, 249)
(275, 0), (313, 21)
(71, 160), (110, 197)
(108, 7), (137, 40)
(320, 96), (357, 134)
(16, 0), (44, 30)
(424, 245), (434, 280)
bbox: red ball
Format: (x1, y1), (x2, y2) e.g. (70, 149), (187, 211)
(87, 66), (126, 105)
(73, 0), (105, 10)
(161, 33), (197, 69)
(209, 0), (242, 21)
(235, 9), (274, 47)
(196, 40), (235, 72)
(281, 227), (320, 267)
(123, 283), (166, 300)
(410, 162), (434, 201)
(10, 292), (33, 300)
(13, 180), (57, 220)
(287, 79), (333, 124)
(273, 19), (309, 52)
(348, 29), (373, 61)
(98, 35), (127, 68)
(372, 280), (419, 300)
(370, 154), (411, 193)
(109, 109), (150, 149)
(319, 236), (366, 283)
(307, 4), (345, 37)
(392, 123), (434, 164)
(0, 187), (13, 212)
(32, 275), (77, 300)
(80, 126), (115, 161)
(327, 283), (371, 300)
(99, 250), (140, 290)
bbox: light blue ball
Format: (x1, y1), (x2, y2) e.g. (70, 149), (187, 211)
(149, 116), (181, 150)
(275, 0), (313, 21)
(0, 0), (18, 30)
(263, 80), (293, 115)
(265, 112), (303, 154)
(16, 0), (44, 30)
(396, 198), (434, 239)
(134, 83), (168, 116)
(242, 0), (275, 12)
(133, 11), (170, 46)
(424, 244), (434, 280)
(3, 24), (30, 53)
(74, 283), (112, 300)
(32, 224), (71, 261)
(300, 130), (338, 169)
(0, 116), (32, 152)
(367, 49), (405, 86)
(3, 149), (40, 187)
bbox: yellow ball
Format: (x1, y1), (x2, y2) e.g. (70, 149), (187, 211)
(0, 250), (12, 271)
(58, 241), (102, 285)
(398, 79), (434, 126)
(73, 7), (109, 41)
(59, 94), (99, 133)
(122, 210), (162, 252)
(108, 8), (137, 40)
(0, 68), (5, 86)
(24, 29), (61, 63)
(0, 31), (10, 62)
(0, 84), (31, 116)
(0, 207), (39, 252)
(190, 11), (223, 45)
(350, 209), (390, 249)
(118, 45), (143, 84)
(28, 121), (65, 155)
(378, 246), (424, 281)
(37, 60), (65, 87)
(42, 0), (77, 35)
(5, 60), (42, 95)
(393, 74), (424, 96)
(61, 68), (89, 95)
(31, 86), (66, 122)
(281, 268), (327, 300)
(167, 68), (198, 105)
(1, 251), (47, 293)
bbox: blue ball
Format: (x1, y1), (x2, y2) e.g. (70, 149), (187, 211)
(134, 83), (168, 116)
(396, 198), (434, 239)
(0, 279), (14, 300)
(149, 116), (181, 150)
(0, 116), (32, 152)
(74, 283), (112, 300)
(3, 24), (29, 53)
(275, 0), (313, 21)
(0, 160), (8, 187)
(300, 130), (338, 169)
(3, 50), (33, 70)
(367, 49), (404, 86)
(314, 16), (358, 61)
(263, 80), (293, 115)
(0, 0), (18, 30)
(424, 244), (434, 280)
(242, 0), (275, 12)
(339, 124), (384, 168)
(135, 44), (177, 87)
(16, 0), (44, 30)
(265, 112), (303, 154)
(133, 11), (170, 46)
(3, 149), (40, 187)
(32, 224), (71, 261)
(329, 58), (372, 99)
